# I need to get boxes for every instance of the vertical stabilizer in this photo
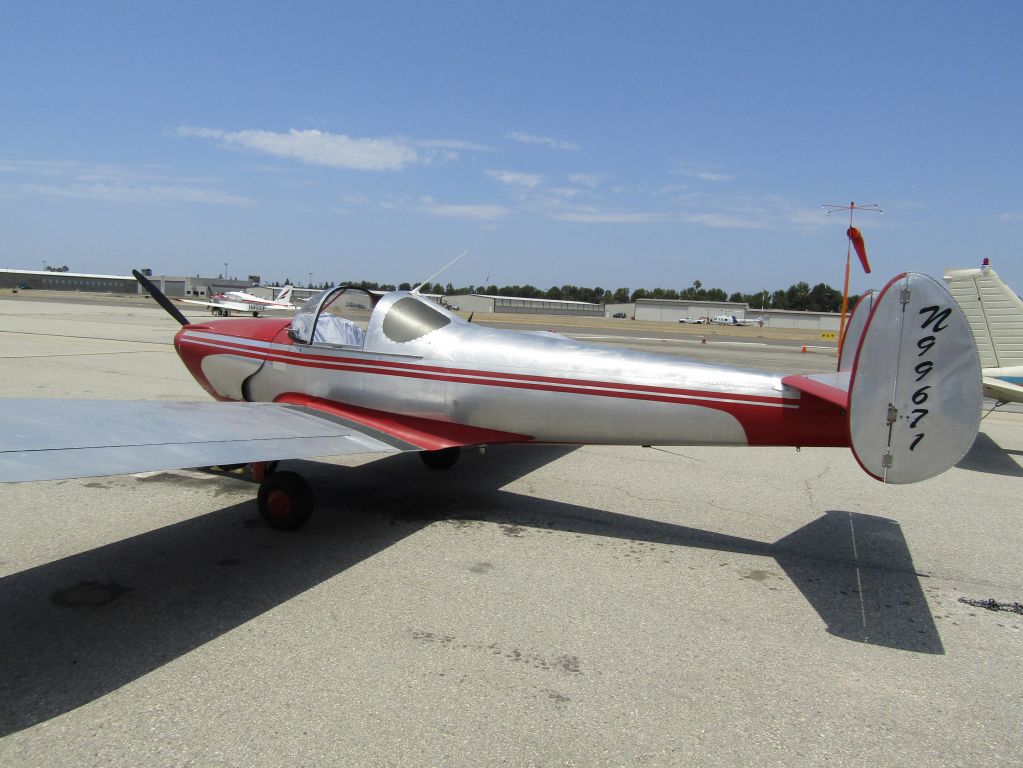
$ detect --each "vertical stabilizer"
[847,273,981,484]
[943,262,1023,370]
[278,285,294,305]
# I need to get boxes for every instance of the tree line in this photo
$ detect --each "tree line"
[274,278,857,314]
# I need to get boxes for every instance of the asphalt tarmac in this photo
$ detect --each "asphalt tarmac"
[1,295,1020,767]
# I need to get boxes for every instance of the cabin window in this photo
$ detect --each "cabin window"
[289,287,373,347]
[382,297,451,343]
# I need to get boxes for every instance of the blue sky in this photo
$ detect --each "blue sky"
[2,1,1021,295]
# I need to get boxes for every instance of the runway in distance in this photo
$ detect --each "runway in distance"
[944,258,1023,404]
[0,267,983,532]
[178,284,296,317]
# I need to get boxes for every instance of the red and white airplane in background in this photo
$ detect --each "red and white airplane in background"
[179,284,297,316]
[0,266,983,532]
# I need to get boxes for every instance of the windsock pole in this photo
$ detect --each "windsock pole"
[823,201,881,351]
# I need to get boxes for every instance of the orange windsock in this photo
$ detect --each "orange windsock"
[847,226,870,274]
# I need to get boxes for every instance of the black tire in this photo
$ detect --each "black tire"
[419,447,461,470]
[257,471,313,530]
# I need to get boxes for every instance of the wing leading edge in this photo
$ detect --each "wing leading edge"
[0,400,421,483]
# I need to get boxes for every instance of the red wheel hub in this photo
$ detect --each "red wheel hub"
[266,489,291,518]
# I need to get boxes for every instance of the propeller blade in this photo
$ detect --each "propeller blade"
[132,269,189,326]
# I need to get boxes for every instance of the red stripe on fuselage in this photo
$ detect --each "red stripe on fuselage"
[179,331,794,407]
[175,330,849,447]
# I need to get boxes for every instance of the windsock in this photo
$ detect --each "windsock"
[847,226,870,273]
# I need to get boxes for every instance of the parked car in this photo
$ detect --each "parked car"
[612,312,627,319]
[678,316,706,324]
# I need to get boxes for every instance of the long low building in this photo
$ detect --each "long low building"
[446,294,605,317]
[0,269,255,297]
[633,297,842,330]
[0,269,139,293]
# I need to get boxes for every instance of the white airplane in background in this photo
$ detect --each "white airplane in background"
[944,258,1023,404]
[179,285,298,317]
[711,314,763,326]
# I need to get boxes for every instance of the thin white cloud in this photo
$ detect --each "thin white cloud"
[680,211,764,229]
[672,162,734,183]
[179,126,419,171]
[0,158,253,206]
[486,169,544,188]
[505,131,580,151]
[997,211,1023,222]
[417,199,511,221]
[4,183,253,206]
[178,127,491,171]
[677,196,828,231]
[0,158,216,185]
[567,173,603,188]
[416,138,493,152]
[548,207,668,224]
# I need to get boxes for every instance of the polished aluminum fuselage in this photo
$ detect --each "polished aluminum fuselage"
[177,292,844,448]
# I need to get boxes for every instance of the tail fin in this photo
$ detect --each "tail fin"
[278,285,294,304]
[787,273,981,483]
[943,261,1023,370]
[848,272,981,483]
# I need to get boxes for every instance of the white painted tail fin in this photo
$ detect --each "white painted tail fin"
[278,285,294,304]
[847,273,981,483]
[943,262,1023,370]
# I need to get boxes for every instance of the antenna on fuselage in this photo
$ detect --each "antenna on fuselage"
[411,250,468,294]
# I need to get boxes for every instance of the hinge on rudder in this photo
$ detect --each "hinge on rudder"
[886,404,898,425]
[900,287,911,305]
[881,450,894,469]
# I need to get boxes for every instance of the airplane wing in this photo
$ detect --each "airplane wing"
[0,400,422,483]
[982,375,1023,404]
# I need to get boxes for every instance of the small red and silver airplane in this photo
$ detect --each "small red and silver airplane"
[178,284,297,316]
[0,268,982,531]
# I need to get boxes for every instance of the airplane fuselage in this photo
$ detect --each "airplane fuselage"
[174,292,847,450]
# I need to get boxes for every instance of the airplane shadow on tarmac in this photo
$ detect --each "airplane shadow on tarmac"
[0,445,940,736]
[955,430,1023,477]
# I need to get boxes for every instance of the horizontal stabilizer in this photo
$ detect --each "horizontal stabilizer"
[982,375,1023,404]
[782,372,850,409]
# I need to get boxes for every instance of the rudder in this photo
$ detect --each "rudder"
[847,273,981,484]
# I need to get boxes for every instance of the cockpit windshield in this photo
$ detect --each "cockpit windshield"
[290,287,375,346]
[381,296,451,343]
